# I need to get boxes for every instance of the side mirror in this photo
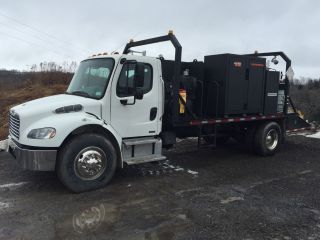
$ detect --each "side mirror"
[134,63,145,88]
[134,63,145,100]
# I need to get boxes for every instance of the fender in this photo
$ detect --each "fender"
[60,120,124,168]
[18,112,122,150]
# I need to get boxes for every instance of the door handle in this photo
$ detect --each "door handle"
[150,107,157,121]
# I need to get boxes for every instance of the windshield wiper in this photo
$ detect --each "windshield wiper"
[69,91,90,97]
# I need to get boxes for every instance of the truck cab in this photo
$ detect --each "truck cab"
[8,54,166,192]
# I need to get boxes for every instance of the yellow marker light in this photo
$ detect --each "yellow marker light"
[168,30,174,35]
[103,52,108,55]
[92,54,96,57]
[129,39,134,43]
[179,89,186,114]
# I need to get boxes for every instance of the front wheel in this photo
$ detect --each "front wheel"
[254,122,282,156]
[56,133,117,192]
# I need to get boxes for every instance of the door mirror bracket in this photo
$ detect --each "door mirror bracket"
[135,89,144,100]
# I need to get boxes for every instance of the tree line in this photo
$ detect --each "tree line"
[0,61,76,90]
[290,78,320,90]
[29,61,77,73]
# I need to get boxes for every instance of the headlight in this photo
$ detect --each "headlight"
[27,128,56,139]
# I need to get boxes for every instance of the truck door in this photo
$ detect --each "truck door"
[110,57,161,138]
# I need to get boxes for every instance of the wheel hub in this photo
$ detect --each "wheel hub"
[74,147,107,180]
[265,129,279,151]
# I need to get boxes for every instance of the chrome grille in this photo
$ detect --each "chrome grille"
[9,111,20,139]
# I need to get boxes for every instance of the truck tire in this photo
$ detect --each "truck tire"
[56,133,117,193]
[254,122,282,156]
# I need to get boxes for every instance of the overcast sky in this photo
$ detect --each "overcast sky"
[0,0,319,78]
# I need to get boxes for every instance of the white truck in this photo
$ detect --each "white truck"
[7,32,309,192]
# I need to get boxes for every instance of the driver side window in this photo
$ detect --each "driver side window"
[116,62,153,97]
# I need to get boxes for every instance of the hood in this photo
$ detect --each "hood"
[12,94,102,119]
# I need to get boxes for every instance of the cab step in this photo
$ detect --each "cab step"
[122,137,166,165]
[123,137,159,146]
[124,155,166,165]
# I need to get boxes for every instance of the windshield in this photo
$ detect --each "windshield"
[67,58,115,99]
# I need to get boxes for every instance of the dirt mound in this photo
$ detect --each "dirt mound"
[0,82,68,139]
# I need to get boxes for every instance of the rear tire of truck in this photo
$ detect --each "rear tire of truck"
[56,133,117,193]
[254,122,282,156]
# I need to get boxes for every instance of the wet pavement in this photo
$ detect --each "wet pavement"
[1,136,320,240]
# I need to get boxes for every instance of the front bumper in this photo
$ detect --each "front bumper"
[8,137,57,171]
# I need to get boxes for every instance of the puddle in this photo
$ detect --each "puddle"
[55,202,119,239]
[52,195,191,240]
[72,204,109,234]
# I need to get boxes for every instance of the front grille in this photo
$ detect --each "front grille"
[9,111,20,139]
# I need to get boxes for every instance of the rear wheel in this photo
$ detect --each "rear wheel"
[254,122,282,156]
[57,133,117,192]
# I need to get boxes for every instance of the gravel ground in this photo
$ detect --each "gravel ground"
[1,136,320,240]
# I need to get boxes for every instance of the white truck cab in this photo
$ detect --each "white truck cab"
[8,54,166,192]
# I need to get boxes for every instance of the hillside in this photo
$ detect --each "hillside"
[0,70,71,139]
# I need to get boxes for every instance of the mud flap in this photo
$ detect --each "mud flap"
[286,113,311,131]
